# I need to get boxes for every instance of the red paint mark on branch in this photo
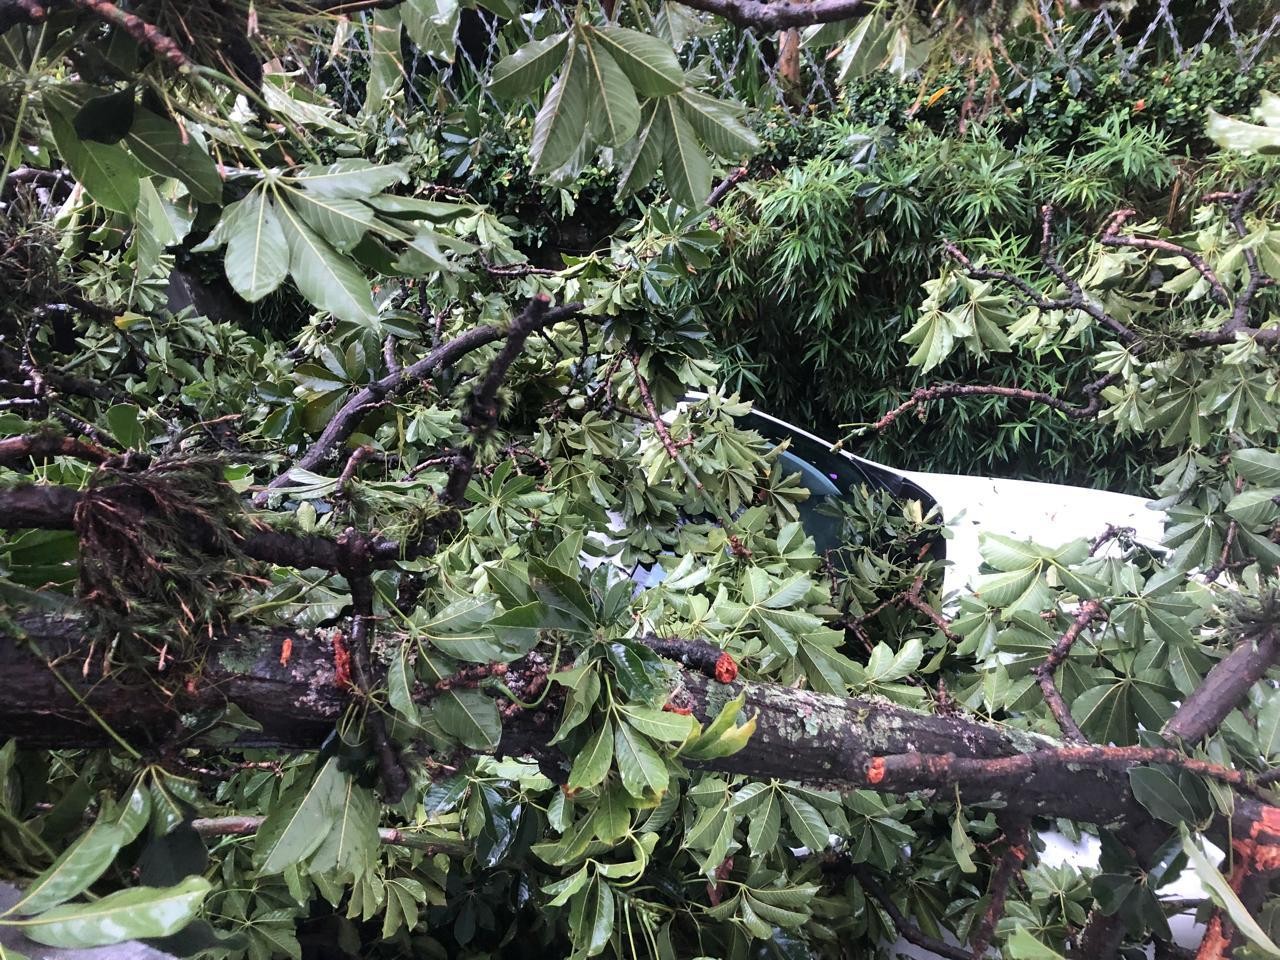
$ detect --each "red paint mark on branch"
[867,757,886,784]
[332,631,352,690]
[714,653,738,684]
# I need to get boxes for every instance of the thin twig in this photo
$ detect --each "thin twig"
[853,866,973,960]
[1099,208,1230,307]
[627,349,693,461]
[442,296,553,506]
[968,818,1030,959]
[347,564,409,803]
[1033,600,1106,743]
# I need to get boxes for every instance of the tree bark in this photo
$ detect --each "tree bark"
[4,615,1278,843]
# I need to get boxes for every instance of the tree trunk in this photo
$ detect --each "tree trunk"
[4,614,1278,844]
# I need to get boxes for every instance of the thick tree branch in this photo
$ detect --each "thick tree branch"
[3,616,1279,834]
[1163,622,1280,744]
[0,432,111,466]
[0,483,409,571]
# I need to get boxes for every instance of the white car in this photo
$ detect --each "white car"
[703,397,1165,594]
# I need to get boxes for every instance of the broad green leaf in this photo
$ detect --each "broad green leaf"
[255,757,344,874]
[309,775,379,879]
[1006,927,1068,960]
[223,189,289,302]
[660,98,712,209]
[1207,92,1280,155]
[3,823,128,917]
[780,792,828,852]
[617,99,667,199]
[619,705,697,742]
[364,10,405,110]
[1225,488,1280,527]
[613,722,668,800]
[273,192,378,325]
[434,689,502,750]
[124,108,221,203]
[1258,694,1280,759]
[677,89,760,158]
[530,42,589,174]
[14,876,211,948]
[568,721,614,790]
[281,186,378,253]
[951,805,977,872]
[747,790,781,854]
[683,711,756,759]
[44,94,141,214]
[489,32,570,100]
[1181,827,1280,957]
[289,159,407,198]
[589,26,683,96]
[402,0,459,61]
[578,35,640,147]
[1128,767,1196,826]
[1232,448,1280,486]
[387,652,419,727]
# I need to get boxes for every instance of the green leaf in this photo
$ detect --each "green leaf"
[364,10,404,109]
[105,404,143,449]
[589,26,683,96]
[617,99,667,199]
[1225,488,1280,527]
[568,721,614,790]
[489,32,570,100]
[677,89,760,158]
[951,805,977,873]
[619,706,697,743]
[780,792,828,852]
[1005,927,1068,960]
[1207,92,1280,156]
[309,775,379,879]
[613,722,668,800]
[402,0,459,61]
[254,757,344,874]
[273,190,378,325]
[289,159,408,198]
[1128,767,1196,826]
[578,35,640,147]
[434,689,502,750]
[660,98,712,209]
[281,186,378,254]
[3,823,129,917]
[222,188,289,302]
[529,41,589,174]
[44,94,141,215]
[747,792,781,854]
[124,108,221,203]
[1181,826,1280,957]
[12,876,211,949]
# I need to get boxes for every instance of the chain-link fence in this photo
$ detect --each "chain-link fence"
[310,0,1279,117]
